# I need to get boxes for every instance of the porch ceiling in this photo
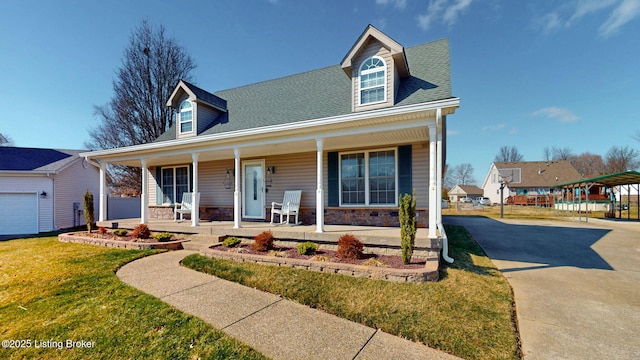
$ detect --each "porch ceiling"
[82,96,462,167]
[128,126,429,167]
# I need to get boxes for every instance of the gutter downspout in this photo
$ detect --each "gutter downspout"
[436,108,454,264]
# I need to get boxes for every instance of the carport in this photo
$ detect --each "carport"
[556,170,640,222]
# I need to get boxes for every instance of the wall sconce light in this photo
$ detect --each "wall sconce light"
[40,191,47,198]
[265,166,275,188]
[223,168,234,189]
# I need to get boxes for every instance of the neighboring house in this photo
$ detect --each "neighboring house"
[0,147,99,235]
[482,161,582,205]
[81,25,460,239]
[448,185,483,203]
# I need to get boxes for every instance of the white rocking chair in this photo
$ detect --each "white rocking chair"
[174,192,200,221]
[270,190,302,225]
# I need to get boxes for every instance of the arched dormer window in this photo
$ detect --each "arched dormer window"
[359,56,386,105]
[179,100,193,134]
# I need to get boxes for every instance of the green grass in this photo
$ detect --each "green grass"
[182,225,521,360]
[0,236,267,360]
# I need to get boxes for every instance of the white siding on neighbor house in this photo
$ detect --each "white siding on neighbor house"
[0,175,53,233]
[54,159,100,229]
[352,38,394,112]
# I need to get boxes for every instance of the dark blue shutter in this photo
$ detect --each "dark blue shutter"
[155,167,163,205]
[398,145,412,197]
[328,152,339,207]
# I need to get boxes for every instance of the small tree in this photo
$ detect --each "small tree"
[83,190,95,232]
[399,190,417,265]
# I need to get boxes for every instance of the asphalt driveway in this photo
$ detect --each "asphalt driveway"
[444,216,640,360]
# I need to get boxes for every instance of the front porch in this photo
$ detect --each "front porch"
[98,218,441,257]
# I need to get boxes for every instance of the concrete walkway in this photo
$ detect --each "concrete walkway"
[444,216,640,360]
[117,250,459,360]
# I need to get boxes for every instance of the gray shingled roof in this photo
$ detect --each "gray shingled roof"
[0,147,83,172]
[180,80,227,111]
[155,38,452,142]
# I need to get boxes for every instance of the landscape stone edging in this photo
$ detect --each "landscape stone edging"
[58,232,188,250]
[199,244,439,282]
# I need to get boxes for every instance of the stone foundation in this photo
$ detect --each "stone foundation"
[200,244,439,283]
[148,205,428,228]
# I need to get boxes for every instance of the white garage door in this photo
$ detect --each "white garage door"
[0,193,38,235]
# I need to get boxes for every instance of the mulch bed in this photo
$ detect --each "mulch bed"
[216,243,426,270]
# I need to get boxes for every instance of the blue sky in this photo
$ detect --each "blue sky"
[1,0,639,183]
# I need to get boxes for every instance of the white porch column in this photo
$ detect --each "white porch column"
[436,110,444,224]
[140,159,148,224]
[315,139,324,233]
[233,148,242,229]
[98,161,107,222]
[191,153,200,227]
[428,124,437,239]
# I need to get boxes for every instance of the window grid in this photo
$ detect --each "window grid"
[161,166,190,204]
[359,56,386,105]
[340,149,396,206]
[179,100,193,134]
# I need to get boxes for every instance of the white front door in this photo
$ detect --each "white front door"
[242,161,265,219]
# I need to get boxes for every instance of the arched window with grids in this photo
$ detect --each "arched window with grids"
[359,56,386,105]
[179,100,193,134]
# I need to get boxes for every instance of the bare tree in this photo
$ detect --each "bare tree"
[571,152,605,177]
[551,146,574,161]
[494,146,524,162]
[0,133,15,146]
[86,20,196,193]
[605,145,640,173]
[448,163,476,186]
[543,147,552,162]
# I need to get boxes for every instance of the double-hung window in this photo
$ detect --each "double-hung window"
[359,56,386,105]
[340,149,397,206]
[179,100,193,134]
[161,166,190,204]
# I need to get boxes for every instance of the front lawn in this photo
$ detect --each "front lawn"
[0,236,267,360]
[182,224,521,360]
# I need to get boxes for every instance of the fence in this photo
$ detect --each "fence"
[107,197,141,220]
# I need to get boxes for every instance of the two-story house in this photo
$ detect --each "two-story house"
[81,25,459,240]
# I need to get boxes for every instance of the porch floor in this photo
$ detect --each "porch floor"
[97,219,440,253]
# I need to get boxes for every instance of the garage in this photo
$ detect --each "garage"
[0,193,38,235]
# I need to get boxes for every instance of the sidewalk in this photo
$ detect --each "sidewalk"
[116,250,459,360]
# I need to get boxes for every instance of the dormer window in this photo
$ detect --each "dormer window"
[359,56,386,105]
[179,100,193,134]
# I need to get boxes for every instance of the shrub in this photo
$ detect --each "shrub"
[362,258,389,267]
[152,232,173,242]
[131,224,151,239]
[113,229,128,236]
[297,241,319,255]
[97,226,106,235]
[252,230,274,252]
[222,236,242,248]
[83,190,94,233]
[399,190,417,265]
[336,234,364,260]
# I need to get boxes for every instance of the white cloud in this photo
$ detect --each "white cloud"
[600,0,640,37]
[569,0,617,24]
[532,107,580,123]
[481,123,506,132]
[447,129,460,136]
[535,0,640,36]
[538,12,563,33]
[418,0,474,30]
[376,0,407,10]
